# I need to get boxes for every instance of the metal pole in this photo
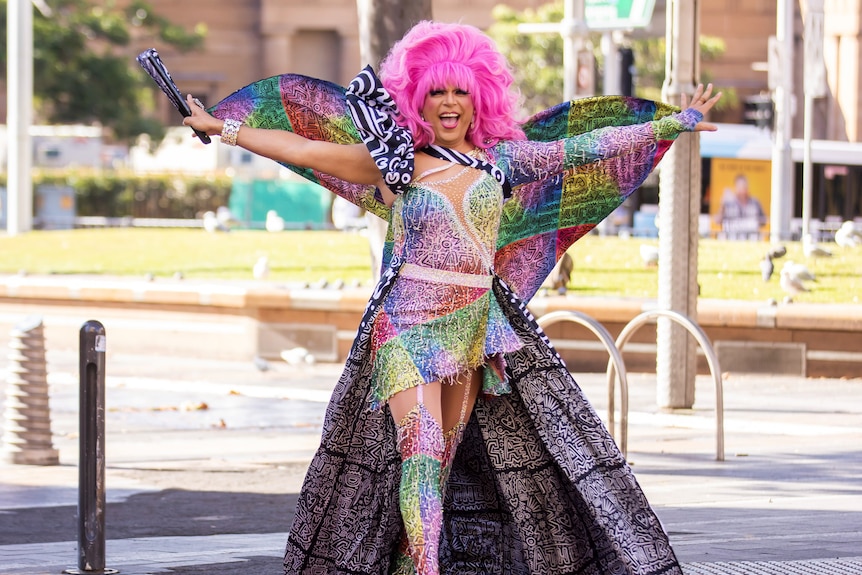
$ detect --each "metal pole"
[801,92,815,244]
[535,310,630,457]
[562,0,588,101]
[6,0,34,235]
[602,31,620,95]
[802,0,827,246]
[615,310,725,462]
[65,321,117,575]
[771,0,795,243]
[656,0,700,409]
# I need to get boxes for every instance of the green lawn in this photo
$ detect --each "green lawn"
[1,228,860,304]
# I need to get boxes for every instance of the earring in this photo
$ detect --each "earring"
[470,115,475,130]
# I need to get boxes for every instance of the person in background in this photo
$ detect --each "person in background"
[717,173,767,239]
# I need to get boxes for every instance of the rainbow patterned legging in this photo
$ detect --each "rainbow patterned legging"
[395,403,444,574]
[393,402,469,575]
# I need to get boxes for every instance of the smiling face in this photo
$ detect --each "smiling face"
[421,85,475,152]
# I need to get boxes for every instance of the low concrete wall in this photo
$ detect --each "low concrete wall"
[1,275,860,379]
[531,297,862,378]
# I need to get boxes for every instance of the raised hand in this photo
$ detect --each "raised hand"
[182,94,224,138]
[681,83,722,132]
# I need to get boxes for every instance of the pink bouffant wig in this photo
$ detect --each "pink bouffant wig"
[378,20,525,149]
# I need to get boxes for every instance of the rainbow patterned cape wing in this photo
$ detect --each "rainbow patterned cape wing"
[208,75,679,300]
[207,74,389,220]
[494,96,679,302]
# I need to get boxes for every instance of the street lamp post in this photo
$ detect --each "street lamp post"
[771,0,795,243]
[6,0,34,235]
[802,0,827,247]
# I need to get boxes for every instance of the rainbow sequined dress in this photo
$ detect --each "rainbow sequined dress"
[367,159,522,409]
[208,69,700,575]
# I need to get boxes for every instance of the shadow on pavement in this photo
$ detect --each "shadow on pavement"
[0,488,298,545]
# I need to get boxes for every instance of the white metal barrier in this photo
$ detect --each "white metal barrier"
[536,311,630,454]
[538,308,726,461]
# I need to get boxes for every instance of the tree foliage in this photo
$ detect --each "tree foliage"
[488,1,735,116]
[489,2,566,116]
[0,0,206,142]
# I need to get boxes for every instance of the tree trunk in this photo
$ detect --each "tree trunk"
[356,0,432,66]
[356,0,431,279]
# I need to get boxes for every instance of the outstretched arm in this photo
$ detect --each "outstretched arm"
[501,84,722,186]
[183,94,383,187]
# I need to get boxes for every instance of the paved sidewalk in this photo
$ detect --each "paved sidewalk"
[1,351,861,574]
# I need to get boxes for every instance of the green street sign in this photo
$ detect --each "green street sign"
[585,0,657,30]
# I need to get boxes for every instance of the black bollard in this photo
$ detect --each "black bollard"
[65,321,118,574]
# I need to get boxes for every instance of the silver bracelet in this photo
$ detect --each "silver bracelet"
[221,119,242,146]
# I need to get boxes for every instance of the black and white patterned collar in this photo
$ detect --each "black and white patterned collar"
[423,144,511,199]
[346,65,510,198]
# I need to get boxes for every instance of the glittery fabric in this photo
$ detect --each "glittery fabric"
[389,420,468,575]
[489,97,699,302]
[207,73,390,220]
[391,376,473,575]
[390,548,414,575]
[208,70,696,575]
[207,75,700,306]
[283,276,685,575]
[365,100,699,408]
[396,403,446,575]
[368,165,523,409]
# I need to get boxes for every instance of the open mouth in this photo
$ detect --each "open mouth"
[440,113,460,129]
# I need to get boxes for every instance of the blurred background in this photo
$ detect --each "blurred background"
[0,0,859,237]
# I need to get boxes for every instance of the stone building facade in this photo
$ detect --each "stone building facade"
[0,1,859,143]
[129,0,548,123]
[128,0,860,143]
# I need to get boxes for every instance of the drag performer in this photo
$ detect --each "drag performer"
[180,20,720,575]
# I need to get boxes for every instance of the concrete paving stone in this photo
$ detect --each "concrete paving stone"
[683,557,862,575]
[1,353,860,574]
[0,534,286,575]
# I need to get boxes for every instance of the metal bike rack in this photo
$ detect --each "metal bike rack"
[535,311,630,456]
[609,309,725,461]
